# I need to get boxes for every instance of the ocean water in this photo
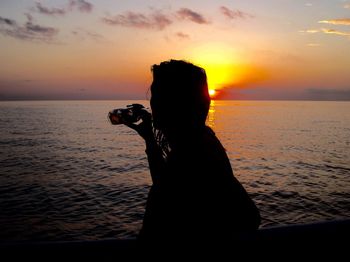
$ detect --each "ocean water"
[0,100,349,241]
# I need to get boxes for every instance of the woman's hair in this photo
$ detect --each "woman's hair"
[150,59,211,158]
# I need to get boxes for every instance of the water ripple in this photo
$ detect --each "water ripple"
[1,100,349,241]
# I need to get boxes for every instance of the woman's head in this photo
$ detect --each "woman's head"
[150,60,211,133]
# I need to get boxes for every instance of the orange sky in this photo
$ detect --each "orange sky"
[1,0,350,100]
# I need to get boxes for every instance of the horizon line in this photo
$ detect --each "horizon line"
[1,98,350,102]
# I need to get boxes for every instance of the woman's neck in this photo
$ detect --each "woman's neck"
[165,125,207,149]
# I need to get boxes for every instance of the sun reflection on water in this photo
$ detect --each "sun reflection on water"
[207,100,216,129]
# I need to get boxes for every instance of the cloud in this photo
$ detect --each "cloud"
[0,14,59,43]
[299,29,319,33]
[321,28,350,36]
[175,32,190,39]
[301,18,350,38]
[307,43,320,47]
[220,6,254,20]
[319,19,350,26]
[34,2,66,16]
[102,8,211,30]
[299,28,350,37]
[344,4,350,9]
[102,10,172,30]
[71,28,105,42]
[0,17,17,26]
[32,1,93,16]
[69,0,93,13]
[176,8,210,24]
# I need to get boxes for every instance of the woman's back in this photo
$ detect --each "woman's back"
[140,127,260,242]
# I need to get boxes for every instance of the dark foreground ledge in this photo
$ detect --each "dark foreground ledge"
[1,219,349,260]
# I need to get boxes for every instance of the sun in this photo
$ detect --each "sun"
[208,89,217,98]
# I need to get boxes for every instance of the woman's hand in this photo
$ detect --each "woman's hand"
[124,111,154,142]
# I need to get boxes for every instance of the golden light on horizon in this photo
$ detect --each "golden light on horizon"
[208,89,217,98]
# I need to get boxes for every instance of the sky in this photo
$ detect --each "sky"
[0,0,350,100]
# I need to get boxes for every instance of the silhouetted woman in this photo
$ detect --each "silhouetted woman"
[126,60,260,246]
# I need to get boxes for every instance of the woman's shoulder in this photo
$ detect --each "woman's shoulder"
[189,126,228,164]
[204,125,216,136]
[171,126,226,159]
[201,126,224,150]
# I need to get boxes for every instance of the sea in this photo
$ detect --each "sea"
[0,100,349,242]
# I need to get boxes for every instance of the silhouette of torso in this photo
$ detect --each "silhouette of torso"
[139,127,260,243]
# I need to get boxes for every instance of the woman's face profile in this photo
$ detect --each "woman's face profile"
[150,79,175,131]
[150,81,163,130]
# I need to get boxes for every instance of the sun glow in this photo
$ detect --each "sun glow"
[187,43,268,99]
[208,89,217,98]
[189,43,243,91]
[205,64,235,90]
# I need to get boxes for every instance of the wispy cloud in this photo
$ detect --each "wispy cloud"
[33,2,66,16]
[220,6,254,20]
[176,8,210,24]
[306,43,321,47]
[102,7,210,30]
[344,3,350,9]
[0,14,59,43]
[175,32,190,39]
[69,0,93,13]
[0,17,17,26]
[307,43,320,47]
[32,0,93,16]
[319,19,350,26]
[102,10,172,30]
[300,28,350,37]
[299,29,319,33]
[321,28,350,36]
[71,28,105,42]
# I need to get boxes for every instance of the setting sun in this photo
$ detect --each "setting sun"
[209,89,217,98]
